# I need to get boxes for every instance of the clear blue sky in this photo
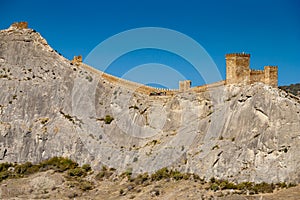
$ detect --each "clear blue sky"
[1,0,299,86]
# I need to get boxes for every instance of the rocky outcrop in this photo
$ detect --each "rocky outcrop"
[0,24,300,184]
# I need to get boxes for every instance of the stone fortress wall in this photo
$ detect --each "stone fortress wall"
[73,52,278,96]
[72,56,178,95]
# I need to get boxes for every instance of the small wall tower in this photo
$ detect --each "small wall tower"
[264,66,278,87]
[71,55,82,66]
[226,53,250,85]
[10,22,28,29]
[179,80,191,92]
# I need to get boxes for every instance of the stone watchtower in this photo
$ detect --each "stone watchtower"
[225,53,250,85]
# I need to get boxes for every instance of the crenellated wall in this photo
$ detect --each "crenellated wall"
[73,52,278,97]
[250,70,264,84]
[80,63,178,95]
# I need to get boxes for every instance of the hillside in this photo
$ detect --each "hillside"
[279,83,300,97]
[0,157,299,199]
[0,22,300,188]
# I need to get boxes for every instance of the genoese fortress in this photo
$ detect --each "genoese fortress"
[72,52,278,95]
[10,22,279,95]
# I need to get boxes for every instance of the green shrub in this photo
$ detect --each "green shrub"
[0,171,10,182]
[85,75,93,82]
[81,164,91,172]
[95,171,113,180]
[288,183,297,188]
[95,171,105,180]
[276,182,287,188]
[14,162,39,175]
[0,162,13,173]
[124,168,132,178]
[39,157,78,172]
[79,180,93,191]
[171,170,184,181]
[210,177,216,183]
[68,167,86,177]
[134,173,149,185]
[95,166,114,180]
[253,182,275,194]
[103,115,114,124]
[222,182,237,190]
[236,181,253,190]
[210,183,219,191]
[151,167,170,181]
[219,180,229,189]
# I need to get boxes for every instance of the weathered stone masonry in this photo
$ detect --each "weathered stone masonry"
[225,53,278,87]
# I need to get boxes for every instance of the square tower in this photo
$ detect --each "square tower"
[179,80,191,92]
[264,66,278,87]
[226,53,250,85]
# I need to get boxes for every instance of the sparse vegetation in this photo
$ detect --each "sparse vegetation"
[279,83,300,97]
[104,115,114,124]
[0,157,93,183]
[206,177,295,194]
[86,75,93,82]
[98,115,114,124]
[68,167,87,177]
[149,168,192,182]
[81,164,91,172]
[95,166,114,180]
[0,158,297,198]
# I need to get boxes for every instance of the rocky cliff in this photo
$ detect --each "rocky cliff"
[0,24,300,184]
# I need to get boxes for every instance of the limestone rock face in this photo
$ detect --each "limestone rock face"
[0,25,300,184]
